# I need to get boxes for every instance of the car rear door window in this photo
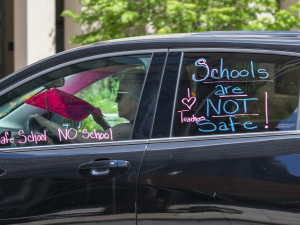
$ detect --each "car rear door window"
[172,52,300,137]
[0,54,151,148]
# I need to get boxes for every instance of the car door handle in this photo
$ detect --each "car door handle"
[79,160,130,178]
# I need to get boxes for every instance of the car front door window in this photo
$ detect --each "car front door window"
[0,54,151,148]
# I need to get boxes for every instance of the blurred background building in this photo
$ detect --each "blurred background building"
[0,0,299,79]
[0,0,82,79]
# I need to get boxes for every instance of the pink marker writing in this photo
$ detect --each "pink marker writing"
[82,129,111,140]
[178,110,205,123]
[181,88,196,110]
[0,131,14,144]
[58,128,113,141]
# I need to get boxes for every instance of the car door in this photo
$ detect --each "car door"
[0,50,167,224]
[137,49,300,225]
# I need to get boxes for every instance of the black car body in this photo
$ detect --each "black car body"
[0,31,300,224]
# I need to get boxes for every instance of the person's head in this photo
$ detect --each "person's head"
[115,69,145,121]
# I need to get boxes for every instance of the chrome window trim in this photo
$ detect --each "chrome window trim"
[0,139,149,153]
[149,130,300,144]
[169,48,300,56]
[0,49,168,96]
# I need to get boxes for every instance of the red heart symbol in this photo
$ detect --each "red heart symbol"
[182,97,196,110]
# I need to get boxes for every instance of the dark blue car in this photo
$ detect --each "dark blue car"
[0,31,300,224]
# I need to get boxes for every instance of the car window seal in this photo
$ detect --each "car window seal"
[169,48,300,57]
[170,51,184,137]
[149,130,300,144]
[0,138,150,153]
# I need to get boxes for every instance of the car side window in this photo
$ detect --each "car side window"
[172,52,300,137]
[0,54,151,148]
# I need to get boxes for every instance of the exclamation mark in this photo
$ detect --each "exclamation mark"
[265,92,268,129]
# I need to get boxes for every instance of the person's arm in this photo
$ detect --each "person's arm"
[89,108,111,130]
[29,114,78,144]
[32,130,54,145]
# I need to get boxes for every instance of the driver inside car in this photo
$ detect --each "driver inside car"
[29,69,145,144]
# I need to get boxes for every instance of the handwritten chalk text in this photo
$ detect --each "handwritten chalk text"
[58,128,113,141]
[197,116,257,132]
[0,131,15,144]
[178,110,205,123]
[192,58,269,82]
[17,130,47,144]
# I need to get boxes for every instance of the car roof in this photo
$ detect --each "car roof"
[92,31,300,45]
[64,31,300,51]
[2,31,300,93]
[57,31,300,58]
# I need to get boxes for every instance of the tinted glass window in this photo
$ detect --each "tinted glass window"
[0,54,151,148]
[172,53,299,137]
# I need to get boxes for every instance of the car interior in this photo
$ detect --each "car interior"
[0,55,150,148]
